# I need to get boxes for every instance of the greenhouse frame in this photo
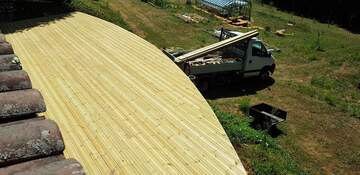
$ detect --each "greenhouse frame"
[198,0,252,19]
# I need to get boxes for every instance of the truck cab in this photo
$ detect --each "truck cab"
[217,30,275,78]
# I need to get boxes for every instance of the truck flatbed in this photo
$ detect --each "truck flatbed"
[175,30,259,63]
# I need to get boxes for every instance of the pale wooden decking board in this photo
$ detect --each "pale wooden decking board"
[2,12,246,175]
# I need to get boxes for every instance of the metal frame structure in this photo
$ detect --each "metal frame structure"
[198,0,252,19]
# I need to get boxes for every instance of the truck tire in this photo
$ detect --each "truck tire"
[259,68,270,80]
[184,63,191,75]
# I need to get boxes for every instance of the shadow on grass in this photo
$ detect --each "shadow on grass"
[267,126,286,138]
[202,77,275,99]
[0,13,73,34]
[249,122,286,138]
[0,1,72,33]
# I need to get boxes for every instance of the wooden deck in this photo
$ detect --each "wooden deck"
[1,12,246,174]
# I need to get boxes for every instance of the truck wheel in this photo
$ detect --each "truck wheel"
[259,68,270,80]
[197,80,209,92]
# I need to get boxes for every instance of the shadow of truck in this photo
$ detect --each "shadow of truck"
[202,76,275,99]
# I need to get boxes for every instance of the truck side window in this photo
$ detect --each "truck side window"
[252,42,268,57]
[261,43,268,57]
[252,42,262,57]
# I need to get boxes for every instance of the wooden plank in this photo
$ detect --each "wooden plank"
[2,12,247,175]
[175,30,258,63]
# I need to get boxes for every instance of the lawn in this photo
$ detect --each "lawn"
[68,0,360,174]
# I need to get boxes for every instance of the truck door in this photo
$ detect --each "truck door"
[244,40,269,77]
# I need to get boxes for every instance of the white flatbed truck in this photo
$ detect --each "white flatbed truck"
[163,30,276,90]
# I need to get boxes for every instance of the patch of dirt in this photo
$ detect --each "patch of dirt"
[335,63,358,78]
[300,137,332,160]
[276,63,315,84]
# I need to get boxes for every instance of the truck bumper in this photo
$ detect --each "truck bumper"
[270,64,276,74]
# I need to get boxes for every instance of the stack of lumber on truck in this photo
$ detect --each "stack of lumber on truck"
[175,30,258,63]
[1,12,247,174]
[0,30,85,175]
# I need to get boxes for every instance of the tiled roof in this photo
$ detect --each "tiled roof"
[0,30,85,174]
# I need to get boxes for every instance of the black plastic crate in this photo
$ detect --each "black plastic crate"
[249,103,287,130]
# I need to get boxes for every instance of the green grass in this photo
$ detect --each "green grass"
[144,7,220,49]
[209,3,359,173]
[66,0,130,30]
[238,98,251,115]
[108,0,220,49]
[213,107,306,175]
[250,2,360,119]
[287,80,360,117]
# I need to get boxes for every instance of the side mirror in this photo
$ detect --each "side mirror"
[267,49,274,57]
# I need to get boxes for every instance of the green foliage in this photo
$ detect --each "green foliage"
[213,107,306,175]
[257,0,359,33]
[154,0,168,8]
[141,0,169,8]
[324,93,337,106]
[238,98,251,115]
[349,52,360,62]
[251,145,308,175]
[65,0,130,31]
[214,107,273,145]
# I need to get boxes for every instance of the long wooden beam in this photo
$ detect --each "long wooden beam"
[175,30,258,63]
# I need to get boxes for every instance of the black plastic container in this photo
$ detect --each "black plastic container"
[249,103,287,130]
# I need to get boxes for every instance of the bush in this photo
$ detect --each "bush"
[142,0,169,8]
[238,98,251,115]
[214,107,276,146]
